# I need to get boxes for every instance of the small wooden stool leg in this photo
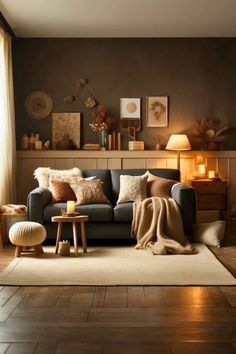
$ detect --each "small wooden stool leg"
[15,245,23,258]
[34,244,44,255]
[80,221,87,253]
[55,222,62,254]
[72,222,78,256]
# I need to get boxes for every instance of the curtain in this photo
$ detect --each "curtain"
[0,26,16,204]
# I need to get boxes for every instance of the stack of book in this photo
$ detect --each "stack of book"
[82,143,101,150]
[128,141,144,151]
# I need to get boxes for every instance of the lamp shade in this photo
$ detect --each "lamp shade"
[166,134,191,151]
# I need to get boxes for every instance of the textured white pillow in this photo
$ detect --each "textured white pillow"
[34,167,50,188]
[117,175,148,204]
[34,167,82,188]
[193,221,226,247]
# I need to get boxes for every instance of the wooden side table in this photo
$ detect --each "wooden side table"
[190,179,230,222]
[51,215,88,256]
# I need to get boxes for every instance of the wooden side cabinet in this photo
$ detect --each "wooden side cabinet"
[190,179,230,222]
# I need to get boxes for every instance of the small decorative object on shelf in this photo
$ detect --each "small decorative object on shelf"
[20,134,29,150]
[82,143,101,150]
[120,98,141,142]
[29,133,35,150]
[153,135,163,150]
[43,140,51,150]
[128,141,144,151]
[59,240,70,256]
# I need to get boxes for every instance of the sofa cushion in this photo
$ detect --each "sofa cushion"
[117,175,148,204]
[113,203,133,222]
[75,179,111,205]
[34,167,82,188]
[44,203,113,222]
[110,169,180,203]
[82,169,112,201]
[51,180,77,202]
[145,170,177,198]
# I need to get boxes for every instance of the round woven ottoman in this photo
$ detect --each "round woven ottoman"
[9,221,46,257]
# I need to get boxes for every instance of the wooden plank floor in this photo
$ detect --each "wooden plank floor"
[0,223,235,354]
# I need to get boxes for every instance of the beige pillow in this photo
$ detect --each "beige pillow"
[34,167,82,188]
[75,179,110,205]
[193,221,226,247]
[117,175,148,204]
[145,170,177,198]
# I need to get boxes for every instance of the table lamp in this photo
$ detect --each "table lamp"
[166,134,191,170]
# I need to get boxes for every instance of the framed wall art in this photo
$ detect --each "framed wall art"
[52,112,81,150]
[120,98,141,119]
[146,96,168,127]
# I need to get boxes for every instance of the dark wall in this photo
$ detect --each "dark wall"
[13,38,236,150]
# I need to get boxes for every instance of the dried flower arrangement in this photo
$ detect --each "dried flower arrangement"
[192,117,229,149]
[89,105,115,132]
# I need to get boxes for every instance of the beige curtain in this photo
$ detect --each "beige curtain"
[0,27,16,204]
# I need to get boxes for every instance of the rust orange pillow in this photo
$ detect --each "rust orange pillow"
[145,170,177,198]
[51,180,76,203]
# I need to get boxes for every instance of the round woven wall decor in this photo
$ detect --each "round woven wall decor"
[24,91,53,119]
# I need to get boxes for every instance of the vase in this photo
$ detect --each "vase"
[99,130,107,150]
[206,141,221,151]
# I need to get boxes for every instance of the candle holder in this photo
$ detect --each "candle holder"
[60,209,79,217]
[193,154,206,179]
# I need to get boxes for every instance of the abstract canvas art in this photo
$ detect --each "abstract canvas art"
[52,113,81,150]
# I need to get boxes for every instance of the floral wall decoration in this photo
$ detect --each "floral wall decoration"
[62,78,97,109]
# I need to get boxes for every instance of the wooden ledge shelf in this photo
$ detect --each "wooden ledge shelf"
[17,150,236,159]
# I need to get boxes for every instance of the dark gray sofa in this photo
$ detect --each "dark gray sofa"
[27,168,196,240]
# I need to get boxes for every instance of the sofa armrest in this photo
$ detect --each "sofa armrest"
[171,183,196,235]
[27,187,52,224]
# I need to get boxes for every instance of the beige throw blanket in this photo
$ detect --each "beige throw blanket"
[132,197,195,255]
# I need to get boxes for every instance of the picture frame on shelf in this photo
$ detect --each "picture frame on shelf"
[120,98,141,119]
[146,96,168,127]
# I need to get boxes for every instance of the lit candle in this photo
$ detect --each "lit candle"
[208,170,216,179]
[67,201,75,214]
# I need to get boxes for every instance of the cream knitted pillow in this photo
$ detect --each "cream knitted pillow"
[117,175,148,204]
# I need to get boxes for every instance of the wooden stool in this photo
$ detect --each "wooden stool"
[51,215,88,256]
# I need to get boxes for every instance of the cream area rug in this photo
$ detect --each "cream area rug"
[0,244,235,286]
